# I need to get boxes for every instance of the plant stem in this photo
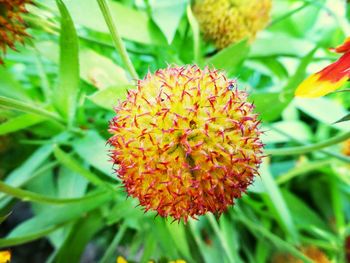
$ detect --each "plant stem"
[187,5,201,63]
[0,96,64,124]
[265,130,350,156]
[97,0,139,80]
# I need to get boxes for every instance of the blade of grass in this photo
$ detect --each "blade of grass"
[207,214,235,263]
[54,0,80,126]
[233,208,313,263]
[265,130,350,156]
[259,160,299,244]
[186,4,201,63]
[0,114,46,136]
[276,159,332,184]
[0,180,106,205]
[0,96,63,123]
[97,0,138,80]
[0,224,65,248]
[99,224,127,263]
[53,146,115,191]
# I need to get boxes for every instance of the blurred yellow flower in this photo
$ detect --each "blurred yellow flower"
[116,256,128,263]
[0,250,11,263]
[193,0,271,49]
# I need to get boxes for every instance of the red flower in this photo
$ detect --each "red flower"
[295,37,350,98]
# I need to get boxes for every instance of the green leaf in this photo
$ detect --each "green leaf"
[252,48,316,121]
[0,179,106,205]
[186,4,201,63]
[250,34,315,58]
[0,224,64,248]
[54,210,104,263]
[166,221,193,261]
[0,114,46,136]
[207,40,249,75]
[335,113,350,123]
[57,167,88,198]
[88,85,132,110]
[63,0,166,45]
[80,49,129,88]
[149,0,187,44]
[259,160,299,243]
[235,210,313,263]
[53,146,115,191]
[54,0,80,125]
[0,192,112,248]
[0,68,32,101]
[153,218,178,259]
[0,144,54,205]
[99,224,127,263]
[295,97,349,131]
[72,131,114,176]
[0,96,63,123]
[36,41,130,89]
[0,212,11,225]
[281,190,330,231]
[207,214,236,263]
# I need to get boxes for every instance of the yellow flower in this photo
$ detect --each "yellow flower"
[108,65,263,222]
[0,0,32,64]
[193,0,271,49]
[116,256,128,263]
[0,250,11,263]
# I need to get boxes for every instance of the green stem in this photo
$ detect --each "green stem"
[265,131,350,156]
[0,96,64,124]
[207,214,235,263]
[276,159,332,184]
[187,4,201,63]
[0,180,105,205]
[97,0,139,80]
[99,224,127,263]
[268,3,310,27]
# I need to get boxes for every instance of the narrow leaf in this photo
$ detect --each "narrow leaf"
[54,0,80,125]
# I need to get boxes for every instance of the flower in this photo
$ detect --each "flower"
[108,65,263,222]
[193,0,271,49]
[295,37,350,98]
[0,0,32,64]
[0,250,11,263]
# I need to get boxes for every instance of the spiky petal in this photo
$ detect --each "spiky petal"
[193,0,271,49]
[0,0,32,64]
[108,65,263,222]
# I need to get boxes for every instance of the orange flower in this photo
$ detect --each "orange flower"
[108,65,263,222]
[0,0,32,64]
[295,37,350,98]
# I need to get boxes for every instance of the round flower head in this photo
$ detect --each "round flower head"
[193,0,271,49]
[0,0,31,64]
[108,65,263,222]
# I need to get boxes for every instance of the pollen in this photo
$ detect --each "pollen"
[0,0,32,64]
[193,0,271,49]
[108,65,263,222]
